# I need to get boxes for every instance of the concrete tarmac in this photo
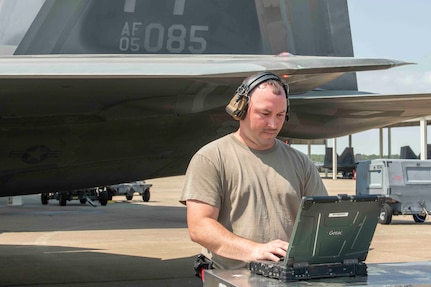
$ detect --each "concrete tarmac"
[0,176,430,286]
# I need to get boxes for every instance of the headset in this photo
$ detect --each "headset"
[225,71,290,121]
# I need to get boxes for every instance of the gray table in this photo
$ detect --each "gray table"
[204,261,431,286]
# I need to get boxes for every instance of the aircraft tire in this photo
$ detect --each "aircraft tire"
[378,203,392,225]
[142,189,150,202]
[126,194,133,200]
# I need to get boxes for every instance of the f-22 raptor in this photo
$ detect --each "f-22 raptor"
[0,0,430,197]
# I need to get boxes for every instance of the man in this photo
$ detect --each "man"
[180,71,327,271]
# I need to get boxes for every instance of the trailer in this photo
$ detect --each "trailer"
[41,187,109,206]
[356,159,431,224]
[108,180,152,202]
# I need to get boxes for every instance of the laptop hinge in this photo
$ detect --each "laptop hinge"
[293,262,309,268]
[343,258,359,264]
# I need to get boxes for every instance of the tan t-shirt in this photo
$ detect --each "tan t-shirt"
[180,133,327,269]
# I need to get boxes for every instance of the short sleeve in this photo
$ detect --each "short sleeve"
[179,152,223,208]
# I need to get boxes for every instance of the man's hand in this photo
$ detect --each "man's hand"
[251,239,289,262]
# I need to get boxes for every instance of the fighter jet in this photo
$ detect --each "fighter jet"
[1,0,431,197]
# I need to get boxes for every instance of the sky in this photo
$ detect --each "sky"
[292,0,431,156]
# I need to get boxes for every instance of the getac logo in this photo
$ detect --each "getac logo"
[329,230,343,236]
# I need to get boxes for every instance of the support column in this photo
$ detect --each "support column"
[379,128,384,158]
[420,118,427,160]
[332,138,337,180]
[388,127,391,158]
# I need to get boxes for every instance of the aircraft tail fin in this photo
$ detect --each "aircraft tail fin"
[324,147,356,173]
[338,147,356,168]
[12,0,357,90]
[400,146,418,159]
[11,2,353,77]
[323,147,337,169]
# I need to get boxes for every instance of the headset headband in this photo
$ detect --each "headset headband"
[225,71,290,121]
[236,72,286,97]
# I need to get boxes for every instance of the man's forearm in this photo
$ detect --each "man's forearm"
[186,199,289,263]
[189,217,259,262]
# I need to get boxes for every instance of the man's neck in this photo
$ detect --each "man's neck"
[233,130,275,151]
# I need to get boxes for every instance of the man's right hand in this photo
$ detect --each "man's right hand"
[251,239,289,262]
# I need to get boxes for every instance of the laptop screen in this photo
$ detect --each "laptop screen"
[285,195,384,267]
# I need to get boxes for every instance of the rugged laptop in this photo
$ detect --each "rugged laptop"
[248,194,384,282]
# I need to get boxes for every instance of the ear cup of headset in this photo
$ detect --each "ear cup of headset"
[225,93,249,120]
[226,72,290,122]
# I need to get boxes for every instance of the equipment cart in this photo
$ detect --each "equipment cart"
[356,159,431,224]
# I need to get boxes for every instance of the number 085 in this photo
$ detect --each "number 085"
[119,24,208,53]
